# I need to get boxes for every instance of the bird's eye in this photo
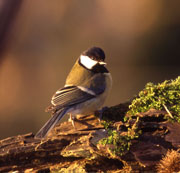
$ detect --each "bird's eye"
[91,57,96,60]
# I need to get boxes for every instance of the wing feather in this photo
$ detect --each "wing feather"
[51,86,95,107]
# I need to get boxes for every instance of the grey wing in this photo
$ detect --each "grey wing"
[50,73,107,110]
[51,85,96,108]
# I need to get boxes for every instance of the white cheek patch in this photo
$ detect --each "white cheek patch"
[80,55,98,69]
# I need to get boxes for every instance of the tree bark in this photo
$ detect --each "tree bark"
[0,103,180,172]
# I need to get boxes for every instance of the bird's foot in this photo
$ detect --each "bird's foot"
[68,114,76,128]
[97,106,108,121]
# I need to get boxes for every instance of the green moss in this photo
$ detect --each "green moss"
[128,76,180,122]
[99,77,180,157]
[101,120,113,129]
[100,129,131,156]
[100,117,141,156]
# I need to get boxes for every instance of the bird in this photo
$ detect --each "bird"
[35,46,112,138]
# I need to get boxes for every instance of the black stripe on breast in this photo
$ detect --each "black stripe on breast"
[91,64,109,73]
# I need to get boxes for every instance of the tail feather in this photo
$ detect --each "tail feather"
[35,108,68,138]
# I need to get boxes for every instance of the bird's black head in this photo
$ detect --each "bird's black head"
[82,47,105,62]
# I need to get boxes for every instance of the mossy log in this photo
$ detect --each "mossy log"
[0,103,180,172]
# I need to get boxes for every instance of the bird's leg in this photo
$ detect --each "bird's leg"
[68,114,75,128]
[98,106,108,121]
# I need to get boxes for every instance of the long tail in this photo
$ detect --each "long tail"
[35,108,68,138]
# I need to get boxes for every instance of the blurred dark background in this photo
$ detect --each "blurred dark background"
[0,0,179,139]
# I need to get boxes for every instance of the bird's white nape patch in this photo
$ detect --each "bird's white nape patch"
[80,55,98,69]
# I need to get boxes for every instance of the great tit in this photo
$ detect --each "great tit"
[35,47,112,138]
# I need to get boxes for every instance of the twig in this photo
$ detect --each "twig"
[163,104,173,119]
